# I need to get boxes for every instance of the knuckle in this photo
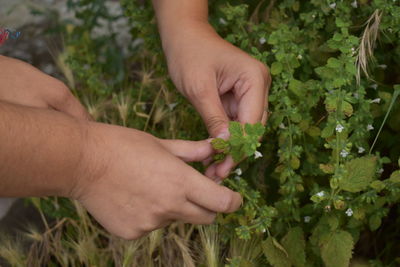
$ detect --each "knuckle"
[205,115,227,133]
[52,81,73,104]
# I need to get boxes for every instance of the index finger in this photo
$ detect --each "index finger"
[235,64,270,124]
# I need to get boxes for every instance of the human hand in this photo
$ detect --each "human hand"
[161,22,271,180]
[70,123,242,240]
[0,55,90,120]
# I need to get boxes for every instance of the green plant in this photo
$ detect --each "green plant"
[3,0,400,266]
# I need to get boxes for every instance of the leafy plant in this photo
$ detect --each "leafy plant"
[211,121,265,163]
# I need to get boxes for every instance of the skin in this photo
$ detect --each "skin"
[0,0,270,239]
[0,57,242,240]
[152,0,271,181]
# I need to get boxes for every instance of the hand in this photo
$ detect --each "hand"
[0,55,90,120]
[71,123,242,240]
[161,22,271,180]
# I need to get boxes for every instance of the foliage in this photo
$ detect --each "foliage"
[211,122,265,163]
[2,0,400,266]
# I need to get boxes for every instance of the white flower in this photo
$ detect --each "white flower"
[297,54,303,60]
[254,151,263,159]
[340,149,349,158]
[219,18,227,25]
[329,2,336,9]
[233,168,242,176]
[316,191,325,197]
[312,14,316,18]
[336,124,344,133]
[358,147,365,154]
[377,168,384,174]
[259,37,266,44]
[370,84,378,90]
[371,98,381,104]
[279,123,286,129]
[167,102,178,110]
[304,216,311,223]
[351,0,358,8]
[367,124,374,131]
[345,208,353,217]
[378,64,387,69]
[261,228,266,233]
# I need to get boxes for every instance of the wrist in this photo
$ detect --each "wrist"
[160,20,220,59]
[66,121,108,200]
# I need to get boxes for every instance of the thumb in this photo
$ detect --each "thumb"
[186,80,230,137]
[158,139,214,162]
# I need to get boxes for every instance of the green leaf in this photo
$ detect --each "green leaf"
[321,123,335,138]
[271,62,283,75]
[369,214,382,231]
[213,153,226,163]
[339,156,377,193]
[262,236,291,267]
[211,138,229,150]
[288,79,303,97]
[230,145,244,163]
[244,123,265,136]
[229,121,243,137]
[370,180,385,192]
[320,230,354,267]
[389,170,400,183]
[281,227,306,267]
[342,101,353,117]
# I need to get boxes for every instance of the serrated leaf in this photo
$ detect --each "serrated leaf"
[320,230,354,267]
[339,156,377,193]
[281,227,306,267]
[229,121,243,137]
[262,236,291,267]
[211,138,229,150]
[244,122,265,136]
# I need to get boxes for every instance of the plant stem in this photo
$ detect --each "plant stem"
[369,88,400,154]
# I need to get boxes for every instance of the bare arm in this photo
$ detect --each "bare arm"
[151,0,270,180]
[0,100,86,197]
[0,100,241,239]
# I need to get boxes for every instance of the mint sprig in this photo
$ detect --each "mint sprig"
[211,122,265,163]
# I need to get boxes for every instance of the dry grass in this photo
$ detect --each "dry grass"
[356,9,382,84]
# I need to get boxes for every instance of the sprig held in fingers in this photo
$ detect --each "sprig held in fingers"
[211,121,265,163]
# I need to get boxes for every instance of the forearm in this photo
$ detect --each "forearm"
[152,0,218,54]
[0,101,87,198]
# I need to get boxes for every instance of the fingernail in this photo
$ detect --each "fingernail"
[217,129,230,140]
